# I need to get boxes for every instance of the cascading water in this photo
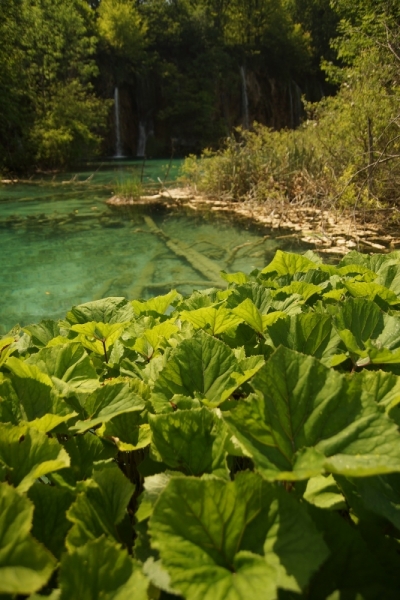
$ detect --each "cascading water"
[240,66,250,130]
[114,87,124,158]
[137,121,147,157]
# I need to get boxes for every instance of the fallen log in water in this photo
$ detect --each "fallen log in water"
[143,215,226,286]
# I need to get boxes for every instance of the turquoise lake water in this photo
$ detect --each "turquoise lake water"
[0,160,309,333]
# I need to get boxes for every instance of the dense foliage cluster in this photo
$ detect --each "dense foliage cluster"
[3,249,400,598]
[183,1,400,209]
[0,0,350,170]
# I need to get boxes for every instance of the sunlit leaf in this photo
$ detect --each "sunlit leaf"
[0,483,56,594]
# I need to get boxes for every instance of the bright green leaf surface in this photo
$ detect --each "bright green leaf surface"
[224,347,400,479]
[0,423,70,492]
[261,250,316,276]
[59,536,147,600]
[66,464,134,549]
[266,313,344,365]
[71,381,145,432]
[154,330,250,405]
[28,483,74,558]
[149,407,229,477]
[0,483,56,595]
[66,297,134,325]
[149,472,328,599]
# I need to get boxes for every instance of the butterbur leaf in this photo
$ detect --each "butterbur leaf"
[71,322,128,358]
[335,473,400,530]
[334,298,400,352]
[225,282,272,313]
[261,250,316,277]
[220,271,249,285]
[26,343,98,386]
[376,263,400,295]
[66,464,135,549]
[148,472,328,599]
[63,434,117,482]
[0,483,56,594]
[132,290,179,316]
[23,320,60,348]
[28,484,74,558]
[66,297,134,325]
[101,412,151,452]
[308,507,400,599]
[5,357,69,420]
[266,313,345,365]
[0,423,70,492]
[0,337,15,368]
[273,281,322,303]
[351,369,400,413]
[149,407,229,478]
[224,347,400,480]
[154,330,253,405]
[344,281,400,305]
[70,381,145,433]
[180,306,243,335]
[303,475,346,511]
[59,536,148,600]
[232,298,264,333]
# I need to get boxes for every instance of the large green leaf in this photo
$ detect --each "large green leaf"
[266,313,345,365]
[333,298,400,364]
[0,483,56,594]
[149,407,229,478]
[100,410,151,452]
[0,423,70,492]
[223,347,400,480]
[23,320,60,348]
[376,262,400,296]
[5,357,70,421]
[351,369,400,413]
[148,472,328,599]
[153,330,261,405]
[232,298,264,333]
[261,250,317,277]
[70,381,145,433]
[343,281,400,305]
[28,483,74,558]
[335,473,400,530]
[63,433,118,482]
[180,306,243,335]
[66,464,134,550]
[66,297,134,325]
[307,507,400,599]
[71,322,128,360]
[225,282,272,313]
[59,536,148,600]
[132,290,179,316]
[303,475,346,511]
[0,337,15,368]
[26,343,98,386]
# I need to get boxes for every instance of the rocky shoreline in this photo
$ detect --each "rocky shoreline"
[107,187,399,256]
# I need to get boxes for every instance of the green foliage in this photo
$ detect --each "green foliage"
[5,249,400,596]
[0,0,108,170]
[182,0,400,209]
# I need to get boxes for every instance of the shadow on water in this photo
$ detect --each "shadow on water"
[0,160,310,332]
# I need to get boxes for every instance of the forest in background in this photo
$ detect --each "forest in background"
[0,0,399,205]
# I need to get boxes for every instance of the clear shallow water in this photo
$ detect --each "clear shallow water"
[0,160,308,333]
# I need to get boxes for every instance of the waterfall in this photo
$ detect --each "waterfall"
[240,66,250,130]
[114,87,123,158]
[136,120,147,157]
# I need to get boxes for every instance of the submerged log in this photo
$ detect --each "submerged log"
[143,215,225,286]
[127,260,156,300]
